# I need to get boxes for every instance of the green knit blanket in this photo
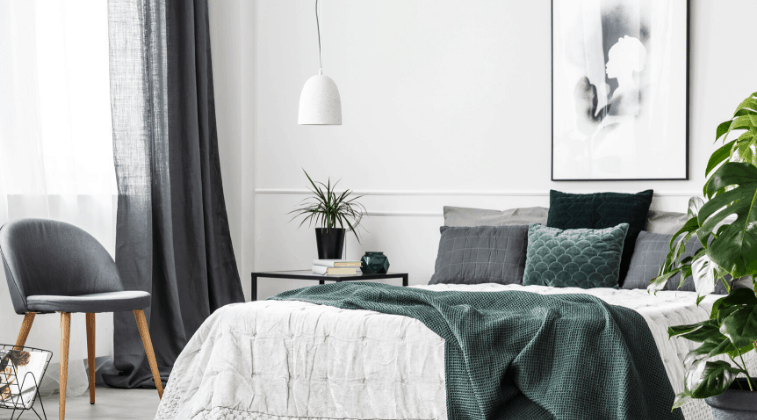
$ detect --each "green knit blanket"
[269,282,683,420]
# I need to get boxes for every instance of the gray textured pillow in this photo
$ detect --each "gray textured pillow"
[444,206,548,227]
[644,210,688,234]
[623,231,728,294]
[429,225,529,285]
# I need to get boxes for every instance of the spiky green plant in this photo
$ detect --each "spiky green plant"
[289,170,366,241]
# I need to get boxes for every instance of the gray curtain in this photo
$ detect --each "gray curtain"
[104,0,244,389]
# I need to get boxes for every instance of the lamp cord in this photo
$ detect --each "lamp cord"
[316,0,323,75]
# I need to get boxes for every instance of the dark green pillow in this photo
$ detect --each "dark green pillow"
[546,189,653,285]
[523,223,629,288]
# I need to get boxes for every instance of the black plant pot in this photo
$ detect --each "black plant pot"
[706,378,757,420]
[315,228,345,259]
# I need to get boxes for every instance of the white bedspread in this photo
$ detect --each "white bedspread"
[155,284,755,420]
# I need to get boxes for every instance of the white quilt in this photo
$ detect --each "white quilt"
[155,284,755,420]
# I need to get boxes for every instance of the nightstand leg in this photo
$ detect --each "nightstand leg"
[251,275,257,301]
[402,275,408,287]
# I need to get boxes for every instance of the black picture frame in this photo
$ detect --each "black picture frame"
[551,0,690,182]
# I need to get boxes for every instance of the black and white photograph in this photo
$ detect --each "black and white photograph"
[552,0,689,180]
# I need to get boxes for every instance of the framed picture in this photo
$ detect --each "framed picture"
[551,0,689,181]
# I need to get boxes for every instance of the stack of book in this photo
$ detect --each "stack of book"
[312,259,362,275]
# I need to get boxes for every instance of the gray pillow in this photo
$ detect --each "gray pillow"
[446,206,693,234]
[429,225,529,285]
[623,231,728,294]
[644,210,688,234]
[444,206,548,227]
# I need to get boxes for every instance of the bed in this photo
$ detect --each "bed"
[154,283,755,420]
[156,199,745,419]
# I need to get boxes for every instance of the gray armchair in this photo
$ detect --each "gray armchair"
[0,219,162,420]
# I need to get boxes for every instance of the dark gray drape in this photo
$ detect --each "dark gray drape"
[104,0,244,389]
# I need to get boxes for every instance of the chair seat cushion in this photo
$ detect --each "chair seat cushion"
[26,291,151,313]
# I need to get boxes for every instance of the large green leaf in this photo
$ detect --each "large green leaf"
[737,141,755,165]
[732,115,757,130]
[651,209,703,292]
[721,302,757,348]
[691,255,716,301]
[648,270,681,293]
[687,196,706,220]
[738,130,757,166]
[707,289,757,350]
[717,120,733,142]
[697,189,747,240]
[715,117,752,143]
[705,140,736,177]
[718,288,757,307]
[715,94,757,144]
[675,360,744,408]
[669,319,721,342]
[698,162,757,278]
[660,217,698,274]
[684,335,744,360]
[735,96,757,116]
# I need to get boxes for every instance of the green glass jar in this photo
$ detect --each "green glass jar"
[361,251,390,274]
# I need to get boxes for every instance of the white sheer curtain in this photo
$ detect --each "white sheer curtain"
[0,0,117,397]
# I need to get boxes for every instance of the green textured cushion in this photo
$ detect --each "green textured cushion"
[523,223,629,288]
[546,190,653,285]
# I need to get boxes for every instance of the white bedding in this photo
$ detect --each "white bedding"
[155,284,756,420]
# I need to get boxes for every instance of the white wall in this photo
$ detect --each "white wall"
[209,0,757,301]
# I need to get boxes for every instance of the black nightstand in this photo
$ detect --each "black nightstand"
[250,270,409,301]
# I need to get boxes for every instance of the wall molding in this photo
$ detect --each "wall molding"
[257,188,701,217]
[255,188,701,197]
[367,211,442,217]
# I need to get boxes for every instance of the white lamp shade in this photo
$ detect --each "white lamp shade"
[298,75,342,125]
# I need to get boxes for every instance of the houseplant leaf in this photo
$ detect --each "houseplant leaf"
[720,301,757,348]
[648,269,681,292]
[708,291,757,323]
[669,319,721,342]
[691,254,716,301]
[677,360,744,405]
[291,170,366,242]
[699,162,757,278]
[716,121,733,142]
[734,96,757,115]
[650,214,701,291]
[705,140,736,177]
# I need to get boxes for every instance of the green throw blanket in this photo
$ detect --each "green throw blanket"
[269,282,683,420]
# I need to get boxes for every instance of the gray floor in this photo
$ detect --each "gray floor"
[5,387,161,420]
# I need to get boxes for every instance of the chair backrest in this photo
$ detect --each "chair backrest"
[0,218,124,314]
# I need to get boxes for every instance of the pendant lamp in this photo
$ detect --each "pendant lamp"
[298,0,342,125]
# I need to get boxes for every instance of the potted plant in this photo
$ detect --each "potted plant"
[289,170,366,259]
[650,91,757,416]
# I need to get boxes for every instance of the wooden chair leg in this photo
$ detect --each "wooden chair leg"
[133,309,164,399]
[86,313,96,404]
[60,312,71,420]
[15,313,35,350]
